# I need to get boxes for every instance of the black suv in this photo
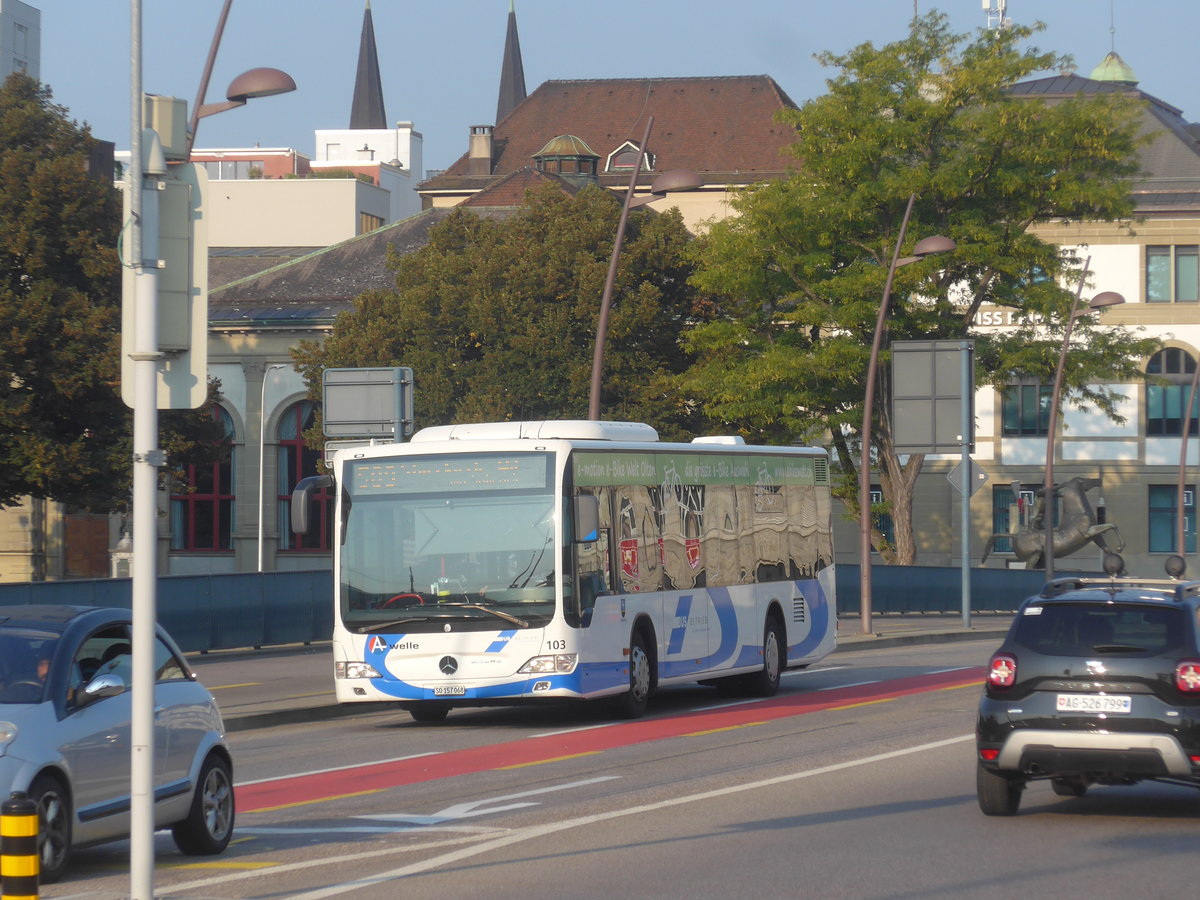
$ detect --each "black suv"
[976,557,1200,815]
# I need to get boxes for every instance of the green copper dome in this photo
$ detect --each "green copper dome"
[1089,51,1138,86]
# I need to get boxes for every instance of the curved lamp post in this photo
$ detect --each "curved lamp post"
[588,115,701,420]
[185,0,296,156]
[1043,280,1124,581]
[858,194,955,635]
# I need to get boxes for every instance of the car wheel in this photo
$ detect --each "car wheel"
[30,773,72,884]
[976,759,1023,816]
[408,703,451,723]
[172,753,235,855]
[1051,776,1088,798]
[613,630,652,719]
[743,614,785,697]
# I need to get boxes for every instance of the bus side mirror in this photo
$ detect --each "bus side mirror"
[292,474,334,535]
[573,493,600,543]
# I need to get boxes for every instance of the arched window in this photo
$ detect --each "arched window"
[1146,348,1200,436]
[170,405,235,551]
[276,400,331,551]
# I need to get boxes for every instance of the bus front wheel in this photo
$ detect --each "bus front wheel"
[407,703,451,723]
[613,631,652,719]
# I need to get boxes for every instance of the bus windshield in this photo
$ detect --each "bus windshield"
[339,452,557,632]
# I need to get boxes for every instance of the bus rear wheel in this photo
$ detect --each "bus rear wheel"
[743,615,784,697]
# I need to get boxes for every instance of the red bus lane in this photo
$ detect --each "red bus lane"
[236,667,983,812]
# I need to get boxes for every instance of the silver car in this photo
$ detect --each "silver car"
[0,605,234,882]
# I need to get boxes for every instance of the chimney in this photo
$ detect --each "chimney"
[468,125,494,177]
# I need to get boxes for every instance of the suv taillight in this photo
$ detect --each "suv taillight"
[1175,660,1200,692]
[988,653,1017,689]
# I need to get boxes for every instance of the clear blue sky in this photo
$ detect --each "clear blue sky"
[33,1,1200,175]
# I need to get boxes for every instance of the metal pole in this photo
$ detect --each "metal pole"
[187,0,234,157]
[859,194,916,635]
[1044,256,1091,582]
[258,364,286,572]
[1178,357,1200,562]
[129,1,161,895]
[589,115,654,421]
[960,340,972,629]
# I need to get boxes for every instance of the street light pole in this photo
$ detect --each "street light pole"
[858,195,954,635]
[1043,259,1124,581]
[258,364,288,572]
[587,119,701,420]
[125,2,295,892]
[589,116,654,421]
[1177,357,1200,570]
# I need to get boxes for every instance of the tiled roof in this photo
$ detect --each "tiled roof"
[458,167,581,208]
[208,208,516,326]
[1009,72,1200,209]
[421,75,798,194]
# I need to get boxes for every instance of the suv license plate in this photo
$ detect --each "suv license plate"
[433,685,467,696]
[1055,694,1131,714]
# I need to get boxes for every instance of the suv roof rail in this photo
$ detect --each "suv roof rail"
[1039,576,1187,599]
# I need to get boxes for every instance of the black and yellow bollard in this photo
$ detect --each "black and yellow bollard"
[1,791,38,900]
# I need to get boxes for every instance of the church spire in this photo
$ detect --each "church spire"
[350,0,387,129]
[495,0,527,124]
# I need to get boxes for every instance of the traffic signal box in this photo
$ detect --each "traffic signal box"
[119,95,208,410]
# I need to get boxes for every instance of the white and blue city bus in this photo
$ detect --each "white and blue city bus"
[292,420,836,722]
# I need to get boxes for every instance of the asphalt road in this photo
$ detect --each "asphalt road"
[187,613,1012,732]
[47,636,1200,899]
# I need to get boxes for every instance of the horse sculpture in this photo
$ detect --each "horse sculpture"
[982,476,1124,569]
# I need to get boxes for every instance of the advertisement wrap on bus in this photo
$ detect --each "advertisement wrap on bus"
[292,420,836,722]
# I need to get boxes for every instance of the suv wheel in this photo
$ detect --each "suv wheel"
[976,760,1023,816]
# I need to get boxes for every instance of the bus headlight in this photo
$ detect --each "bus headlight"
[335,661,382,679]
[0,721,16,757]
[518,654,577,675]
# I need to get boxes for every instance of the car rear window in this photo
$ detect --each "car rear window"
[1012,602,1185,656]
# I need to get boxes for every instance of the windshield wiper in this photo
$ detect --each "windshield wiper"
[437,602,530,628]
[1091,643,1146,653]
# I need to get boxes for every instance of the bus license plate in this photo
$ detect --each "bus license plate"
[433,685,467,696]
[1055,694,1131,714]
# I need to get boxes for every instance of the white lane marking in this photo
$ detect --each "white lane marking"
[162,734,972,897]
[234,751,440,787]
[928,666,975,674]
[358,776,621,824]
[818,680,879,691]
[783,665,847,678]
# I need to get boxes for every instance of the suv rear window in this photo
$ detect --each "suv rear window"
[1011,603,1185,656]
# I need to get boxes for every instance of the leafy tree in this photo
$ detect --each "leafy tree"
[0,74,225,515]
[0,73,125,509]
[293,183,708,440]
[679,14,1159,563]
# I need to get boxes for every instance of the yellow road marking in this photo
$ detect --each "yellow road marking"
[498,752,601,769]
[209,682,262,690]
[828,697,895,711]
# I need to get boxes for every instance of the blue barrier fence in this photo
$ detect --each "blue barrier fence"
[0,571,333,653]
[0,564,1061,651]
[834,564,1057,616]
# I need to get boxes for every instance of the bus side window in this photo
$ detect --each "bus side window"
[574,488,611,624]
